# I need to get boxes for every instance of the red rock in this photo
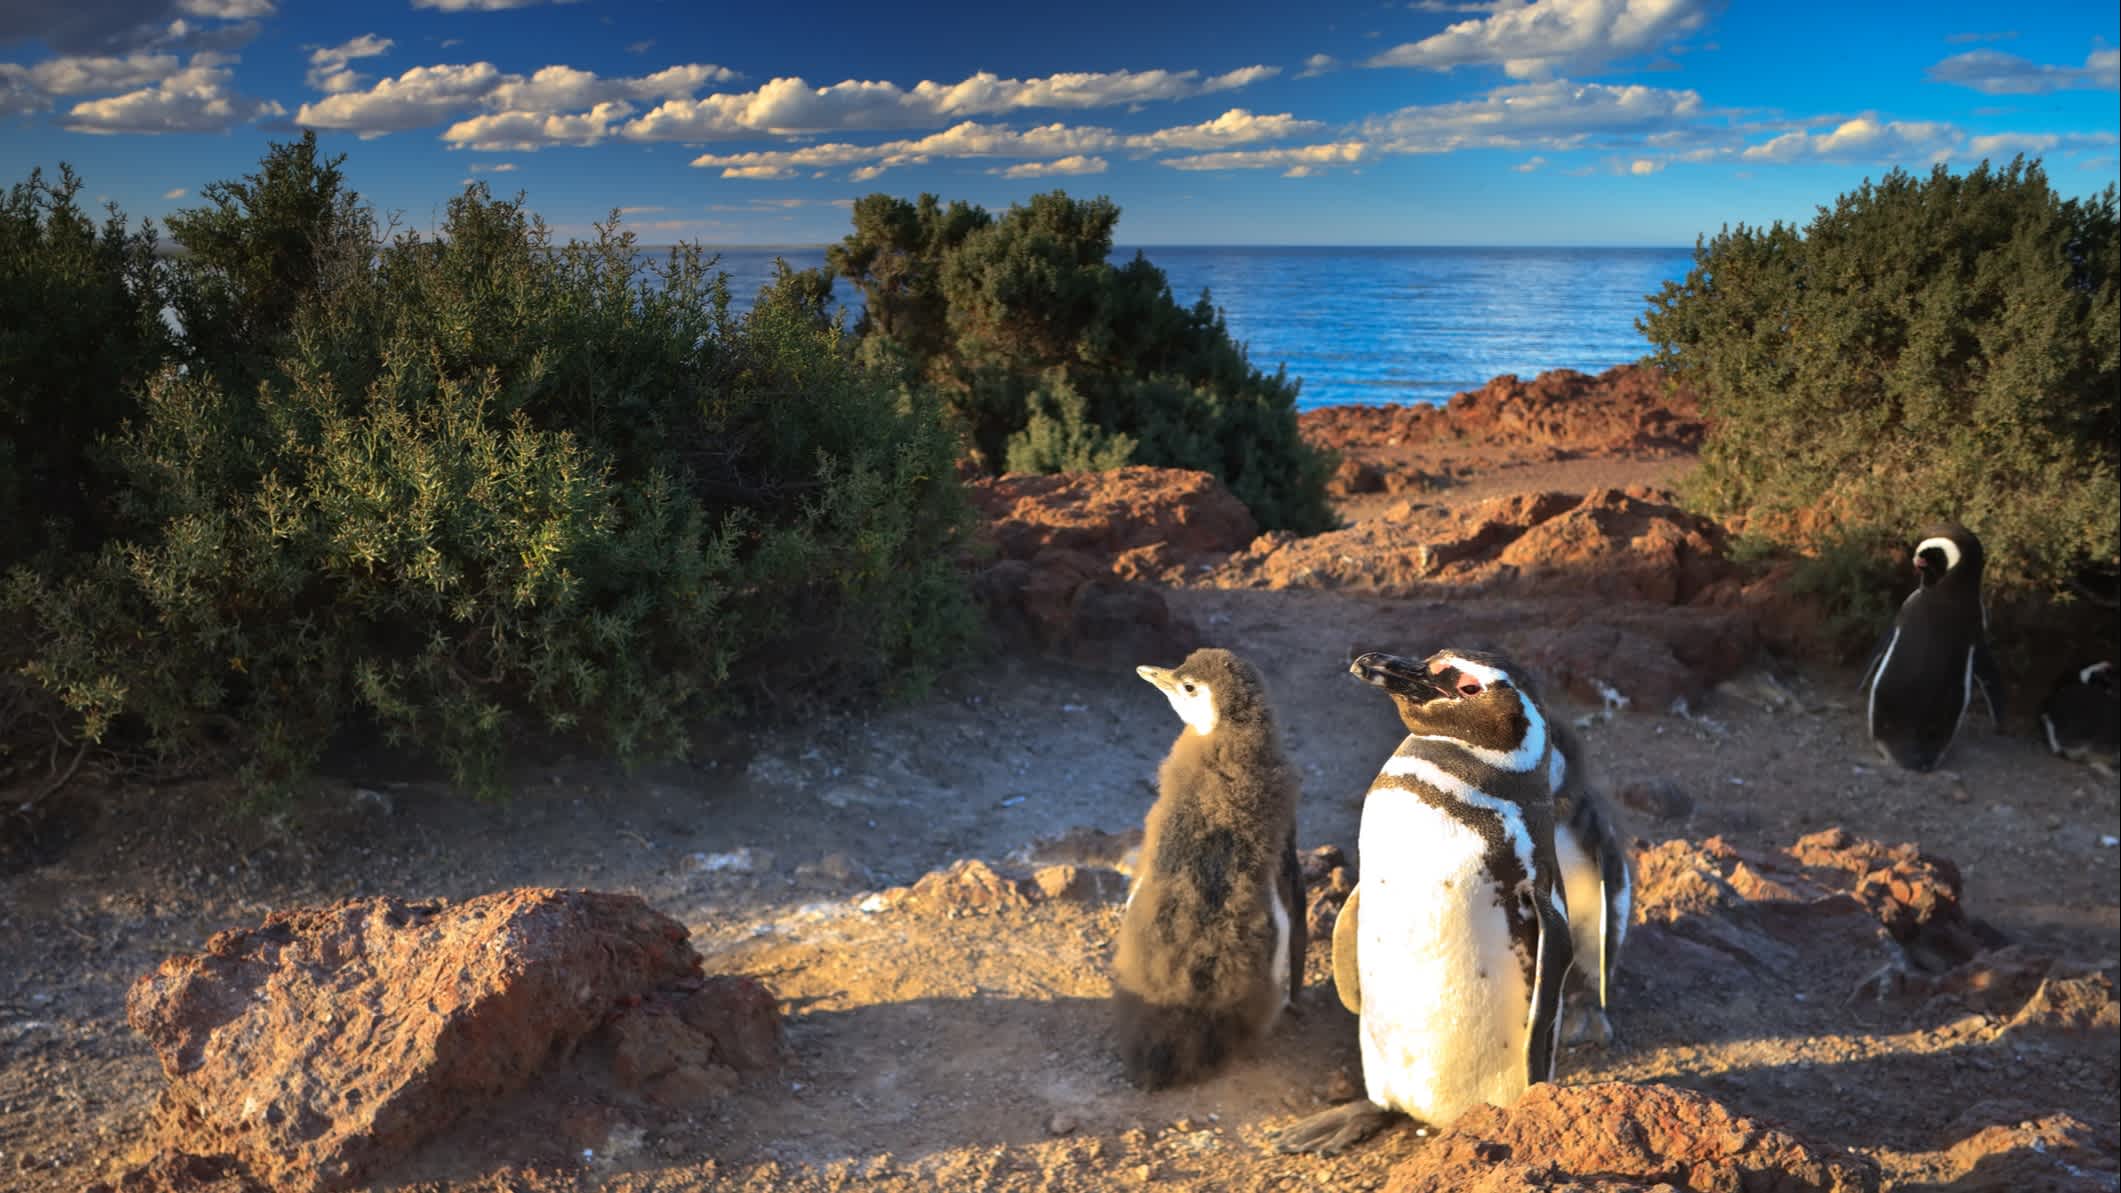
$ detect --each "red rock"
[968,466,1258,565]
[2009,971,2121,1033]
[1925,1103,2121,1192]
[1380,1081,1879,1193]
[122,889,705,1193]
[973,546,1202,668]
[889,859,1036,917]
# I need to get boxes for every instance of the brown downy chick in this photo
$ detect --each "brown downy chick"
[1114,648,1305,1091]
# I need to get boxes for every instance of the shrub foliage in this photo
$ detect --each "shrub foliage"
[827,191,1335,532]
[1642,158,2119,605]
[5,146,975,799]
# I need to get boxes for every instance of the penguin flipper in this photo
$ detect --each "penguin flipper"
[1524,886,1573,1087]
[1973,642,2006,726]
[1281,830,1307,1005]
[1858,625,1895,693]
[1330,884,1362,1015]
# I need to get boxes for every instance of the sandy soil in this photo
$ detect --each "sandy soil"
[2,455,2116,1192]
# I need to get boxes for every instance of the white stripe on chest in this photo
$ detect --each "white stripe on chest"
[1378,751,1537,890]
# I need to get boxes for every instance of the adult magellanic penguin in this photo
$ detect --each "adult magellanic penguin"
[1113,648,1305,1090]
[1862,523,2006,771]
[2041,661,2119,777]
[1276,648,1573,1155]
[1357,654,1631,1047]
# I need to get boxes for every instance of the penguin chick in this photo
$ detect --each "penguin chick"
[1114,648,1305,1091]
[1277,648,1572,1155]
[1355,651,1631,1048]
[1861,523,2006,772]
[2042,661,2119,777]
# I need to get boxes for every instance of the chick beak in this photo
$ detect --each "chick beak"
[1136,665,1178,693]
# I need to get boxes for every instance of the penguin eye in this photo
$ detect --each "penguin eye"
[1458,681,1482,697]
[1182,682,1197,695]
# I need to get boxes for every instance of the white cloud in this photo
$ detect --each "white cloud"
[469,161,517,172]
[442,99,634,150]
[1514,154,1547,171]
[26,51,181,95]
[485,62,737,111]
[995,154,1108,177]
[412,0,569,9]
[624,64,1276,141]
[1122,108,1322,150]
[305,33,392,93]
[1360,79,1708,153]
[1927,47,2120,95]
[1297,53,1338,78]
[1628,157,1660,174]
[1944,31,2018,44]
[1159,141,1370,171]
[1738,116,1956,163]
[176,0,272,15]
[63,54,282,133]
[1965,130,2118,158]
[1370,0,1716,79]
[296,62,502,135]
[724,165,797,180]
[162,186,186,197]
[0,67,44,117]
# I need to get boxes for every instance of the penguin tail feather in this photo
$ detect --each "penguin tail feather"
[1114,992,1240,1090]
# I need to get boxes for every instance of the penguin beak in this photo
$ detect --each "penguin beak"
[1136,665,1177,693]
[1349,652,1446,699]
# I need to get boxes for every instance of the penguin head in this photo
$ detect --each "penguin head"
[1137,648,1269,737]
[1350,648,1549,758]
[1912,523,1984,588]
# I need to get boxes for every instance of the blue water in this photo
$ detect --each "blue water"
[699,245,1697,410]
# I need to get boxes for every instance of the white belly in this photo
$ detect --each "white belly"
[1356,795,1529,1125]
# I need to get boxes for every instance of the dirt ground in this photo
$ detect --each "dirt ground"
[2,452,2116,1192]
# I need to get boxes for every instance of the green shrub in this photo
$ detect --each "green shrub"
[1642,158,2120,605]
[828,191,1335,533]
[6,163,977,800]
[0,165,169,565]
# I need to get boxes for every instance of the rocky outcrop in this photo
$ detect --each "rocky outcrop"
[969,467,1256,667]
[863,856,1130,918]
[110,889,780,1193]
[1380,1081,1880,1193]
[1302,364,1704,498]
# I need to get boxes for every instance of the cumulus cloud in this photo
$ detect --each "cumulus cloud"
[1159,141,1369,172]
[1369,0,1716,78]
[1297,53,1338,78]
[412,0,569,9]
[1964,130,2118,158]
[442,99,634,150]
[1514,154,1547,171]
[1359,79,1708,153]
[1738,116,1957,163]
[296,62,502,136]
[469,160,517,172]
[723,165,796,180]
[305,34,392,93]
[19,50,179,95]
[1927,47,2120,95]
[1122,108,1322,150]
[623,64,1276,141]
[995,154,1108,177]
[162,186,186,197]
[64,53,282,133]
[1628,157,1660,173]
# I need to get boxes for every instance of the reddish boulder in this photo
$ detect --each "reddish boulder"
[124,889,702,1193]
[973,546,1202,668]
[968,466,1258,567]
[1922,1103,2121,1192]
[1381,1081,1880,1193]
[1786,827,2004,969]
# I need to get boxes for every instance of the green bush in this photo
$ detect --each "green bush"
[828,191,1335,533]
[6,156,977,800]
[1642,158,2119,605]
[0,165,169,566]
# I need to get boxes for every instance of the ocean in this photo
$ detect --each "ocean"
[696,245,1698,410]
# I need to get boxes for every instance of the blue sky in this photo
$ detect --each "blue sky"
[3,0,2116,246]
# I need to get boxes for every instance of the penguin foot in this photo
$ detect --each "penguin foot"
[1560,1003,1615,1049]
[1271,1100,1401,1156]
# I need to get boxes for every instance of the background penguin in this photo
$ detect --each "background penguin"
[1113,647,1305,1090]
[1358,655,1631,1047]
[1277,648,1572,1155]
[2041,661,2119,777]
[1861,523,2007,771]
